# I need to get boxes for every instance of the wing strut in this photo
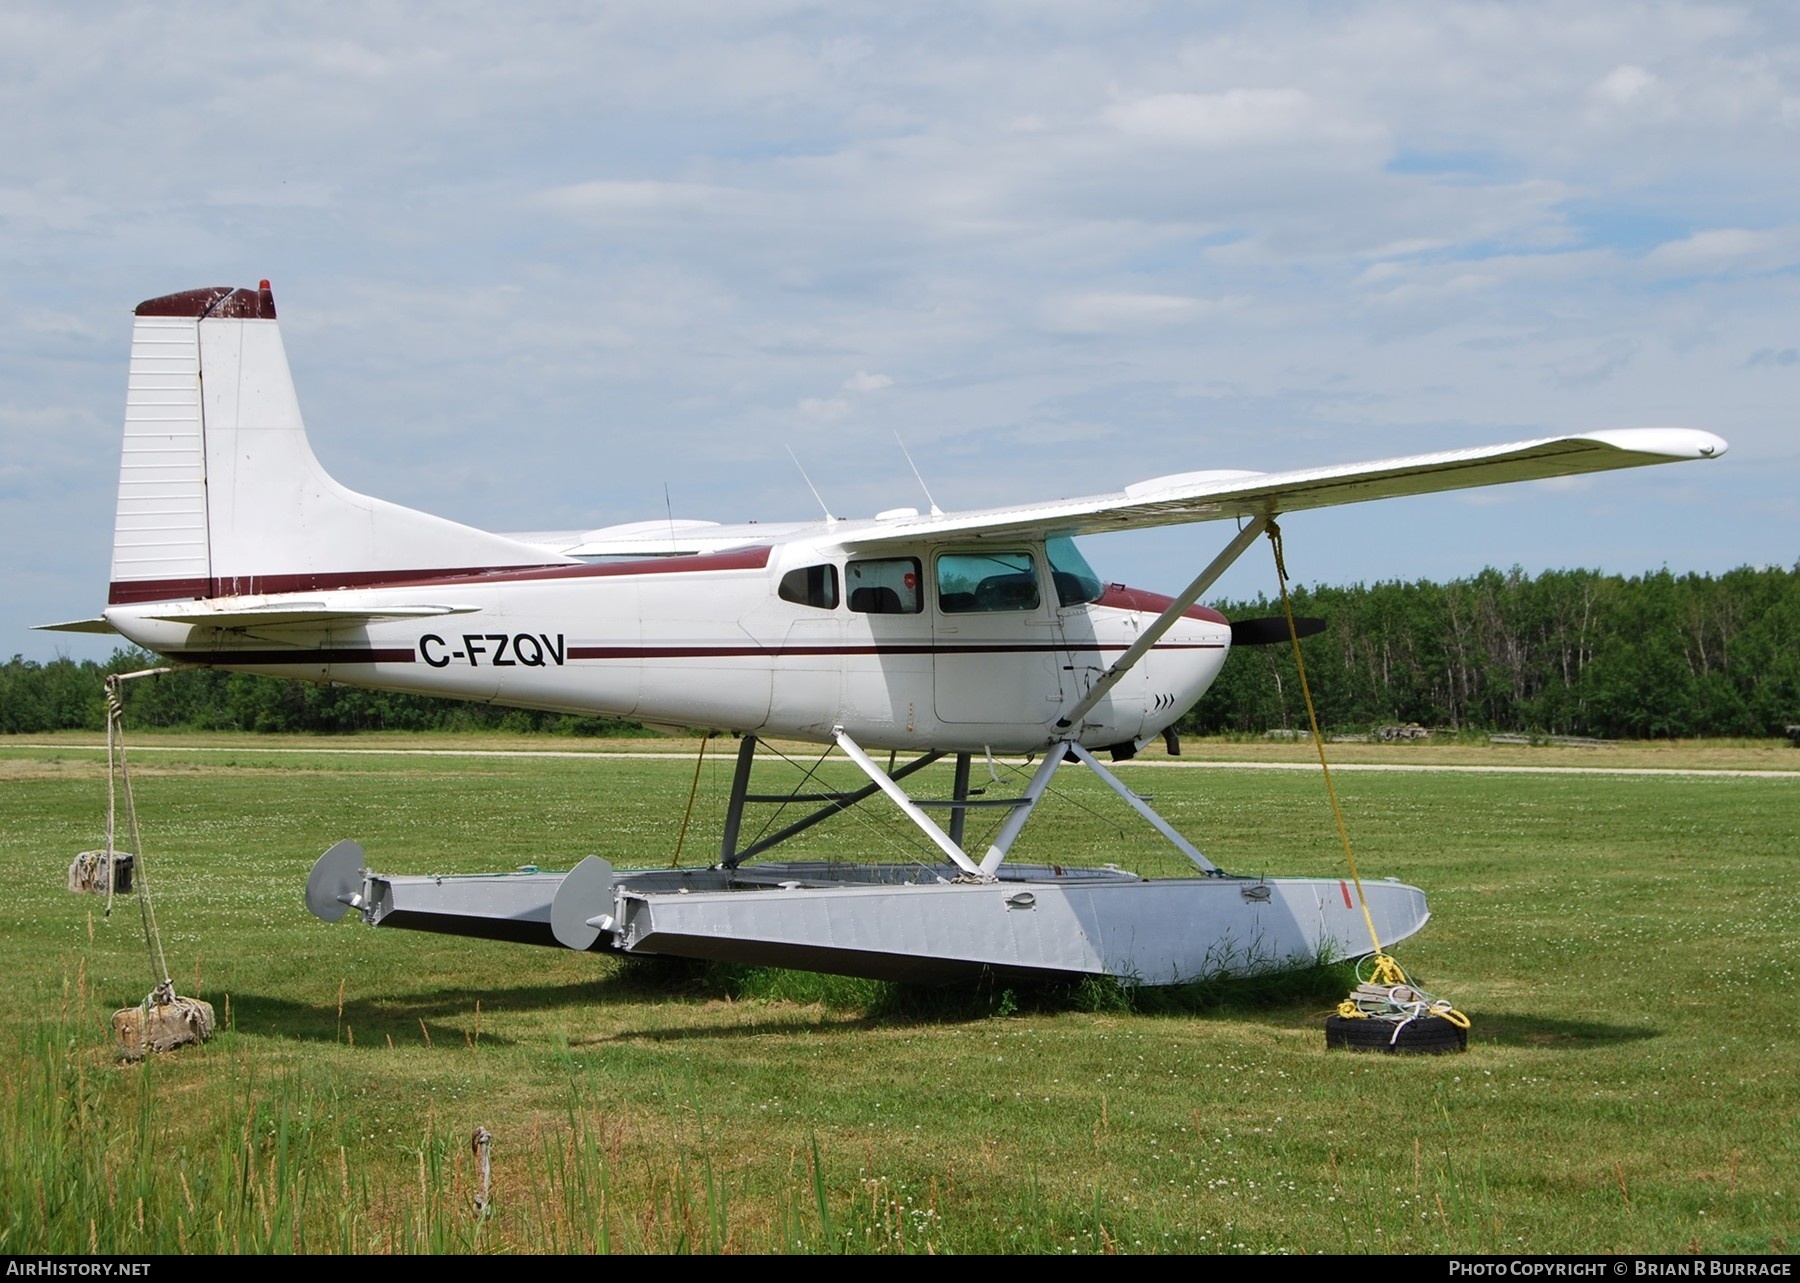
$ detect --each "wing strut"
[1061,742,1217,873]
[1057,514,1271,733]
[974,746,1067,874]
[833,728,990,878]
[715,731,1223,882]
[719,734,949,867]
[970,744,1218,876]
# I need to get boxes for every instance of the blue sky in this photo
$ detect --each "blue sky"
[4,1,1795,662]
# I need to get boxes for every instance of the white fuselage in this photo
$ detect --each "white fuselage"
[105,533,1231,754]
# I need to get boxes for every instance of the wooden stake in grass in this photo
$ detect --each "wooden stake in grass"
[1615,1161,1631,1211]
[471,1126,493,1215]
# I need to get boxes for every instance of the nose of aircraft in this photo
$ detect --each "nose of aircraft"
[1089,584,1234,745]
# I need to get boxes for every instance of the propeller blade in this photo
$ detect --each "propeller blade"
[1229,615,1327,646]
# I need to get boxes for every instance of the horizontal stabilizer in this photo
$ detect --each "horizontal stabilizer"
[142,602,480,629]
[36,618,120,635]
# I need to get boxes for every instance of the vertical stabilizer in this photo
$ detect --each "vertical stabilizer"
[109,283,569,606]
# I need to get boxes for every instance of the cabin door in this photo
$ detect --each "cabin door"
[931,548,1065,728]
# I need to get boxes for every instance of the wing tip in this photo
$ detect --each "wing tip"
[1578,427,1729,461]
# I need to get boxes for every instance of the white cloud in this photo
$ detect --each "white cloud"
[798,396,851,422]
[793,371,891,422]
[1643,226,1800,275]
[536,180,739,218]
[1547,339,1640,388]
[302,37,397,79]
[0,181,104,234]
[19,311,96,341]
[1042,291,1245,334]
[1591,64,1658,107]
[206,182,340,209]
[1102,88,1386,152]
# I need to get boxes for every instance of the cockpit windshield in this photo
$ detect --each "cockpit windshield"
[1046,536,1104,607]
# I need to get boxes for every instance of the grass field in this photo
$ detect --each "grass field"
[0,732,1794,1254]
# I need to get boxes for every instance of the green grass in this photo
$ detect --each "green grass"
[0,734,1794,1253]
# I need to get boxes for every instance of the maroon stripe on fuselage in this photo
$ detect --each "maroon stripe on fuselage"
[167,648,417,666]
[565,641,1223,660]
[107,547,775,606]
[159,640,1219,667]
[1096,584,1229,625]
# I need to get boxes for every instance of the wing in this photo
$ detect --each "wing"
[836,428,1727,550]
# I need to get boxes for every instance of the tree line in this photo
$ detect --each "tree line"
[4,564,1795,740]
[0,653,637,737]
[1184,564,1799,739]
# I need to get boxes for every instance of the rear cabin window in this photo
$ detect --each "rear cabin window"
[846,557,922,614]
[778,564,839,610]
[936,551,1040,613]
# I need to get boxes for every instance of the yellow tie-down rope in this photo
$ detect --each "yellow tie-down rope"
[1264,522,1469,1031]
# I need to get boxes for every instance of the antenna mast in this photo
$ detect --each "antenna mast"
[786,446,836,523]
[895,433,943,515]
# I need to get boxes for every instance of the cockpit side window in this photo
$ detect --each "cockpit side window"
[778,564,839,610]
[936,551,1041,613]
[1046,535,1104,607]
[846,557,922,614]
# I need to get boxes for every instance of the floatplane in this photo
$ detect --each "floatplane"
[46,281,1727,985]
